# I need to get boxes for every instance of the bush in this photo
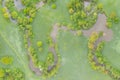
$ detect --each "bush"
[11,11,18,19]
[0,69,5,78]
[68,0,99,30]
[3,12,10,19]
[106,21,112,28]
[51,4,57,9]
[88,32,120,80]
[76,30,82,36]
[0,56,13,65]
[37,41,43,47]
[97,3,103,10]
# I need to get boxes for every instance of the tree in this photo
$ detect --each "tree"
[24,7,30,15]
[0,68,5,78]
[110,12,116,19]
[26,25,32,30]
[11,11,18,19]
[69,8,74,14]
[44,0,56,3]
[86,5,91,12]
[2,7,10,19]
[29,18,33,23]
[51,4,57,9]
[29,12,36,18]
[4,12,9,19]
[106,21,112,28]
[23,17,28,25]
[37,41,43,47]
[93,12,97,17]
[0,56,13,65]
[97,3,103,10]
[46,52,54,65]
[2,7,7,13]
[75,2,81,9]
[28,8,36,18]
[76,30,82,36]
[17,17,23,24]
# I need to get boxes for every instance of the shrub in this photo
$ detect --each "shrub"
[11,11,18,19]
[51,4,57,9]
[3,12,10,19]
[0,56,13,65]
[97,3,103,10]
[37,41,43,47]
[68,0,99,30]
[0,69,5,78]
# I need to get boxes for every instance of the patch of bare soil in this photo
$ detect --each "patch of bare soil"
[14,0,25,11]
[82,14,113,42]
[50,24,59,43]
[36,1,44,9]
[48,24,59,71]
[84,1,90,8]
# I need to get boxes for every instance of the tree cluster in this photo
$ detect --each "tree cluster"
[68,0,100,30]
[106,12,119,28]
[0,68,24,80]
[88,32,120,80]
[0,56,13,65]
[2,7,10,19]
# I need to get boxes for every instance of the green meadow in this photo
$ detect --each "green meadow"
[0,0,120,80]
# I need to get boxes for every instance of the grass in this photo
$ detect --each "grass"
[0,0,120,80]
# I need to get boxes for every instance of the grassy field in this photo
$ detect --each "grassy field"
[0,0,120,80]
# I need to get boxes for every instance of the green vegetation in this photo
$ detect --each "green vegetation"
[0,56,13,65]
[0,69,4,78]
[106,12,119,28]
[2,7,10,19]
[11,11,18,19]
[67,0,101,30]
[1,0,60,78]
[43,0,56,4]
[88,32,120,80]
[68,0,119,30]
[0,0,120,80]
[0,68,25,80]
[51,4,57,9]
[37,41,43,47]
